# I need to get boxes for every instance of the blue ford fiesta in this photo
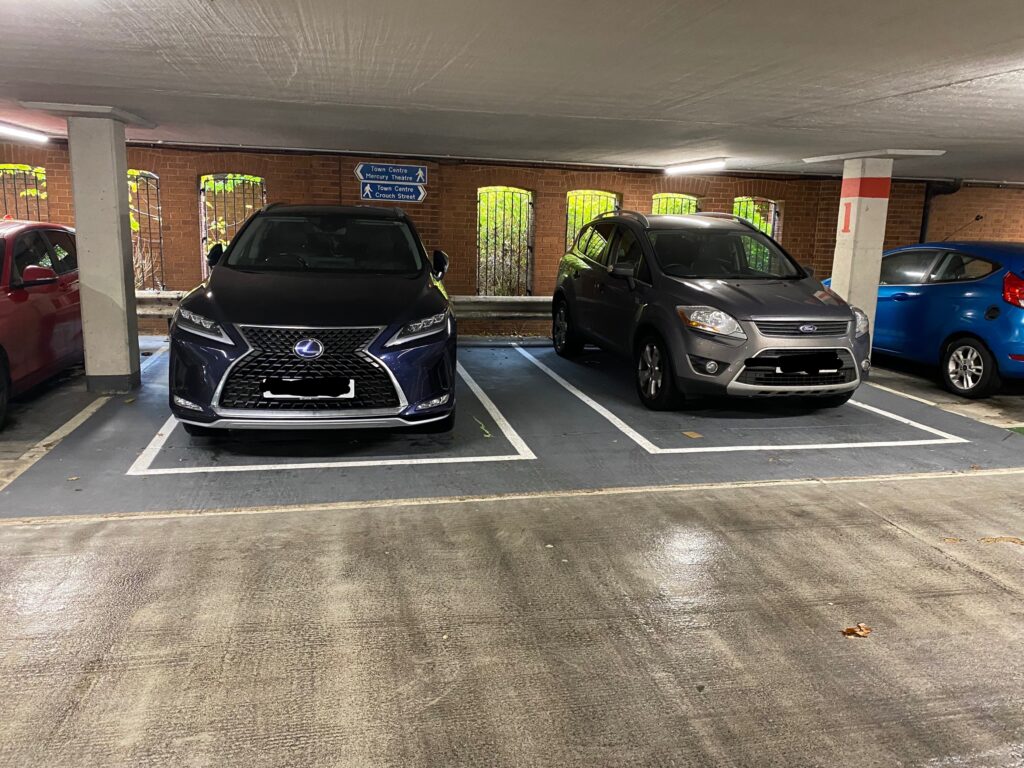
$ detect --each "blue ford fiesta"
[861,241,1024,398]
[168,205,457,436]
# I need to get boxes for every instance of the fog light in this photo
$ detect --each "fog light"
[415,393,450,411]
[861,359,872,372]
[704,360,719,375]
[173,394,203,411]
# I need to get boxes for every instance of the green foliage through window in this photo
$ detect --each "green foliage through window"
[566,190,619,250]
[0,163,48,220]
[733,196,778,236]
[652,193,699,215]
[200,173,266,275]
[477,186,534,296]
[128,169,165,290]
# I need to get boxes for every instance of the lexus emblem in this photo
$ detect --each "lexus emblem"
[293,338,325,360]
[799,324,818,334]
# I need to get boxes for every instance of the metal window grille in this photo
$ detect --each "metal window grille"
[128,170,166,290]
[477,186,535,296]
[733,196,779,237]
[200,173,266,276]
[652,193,699,215]
[0,164,48,221]
[565,190,620,250]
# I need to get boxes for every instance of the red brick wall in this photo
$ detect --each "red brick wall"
[1,140,941,291]
[925,185,1024,242]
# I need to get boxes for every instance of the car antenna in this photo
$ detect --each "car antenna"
[942,213,984,241]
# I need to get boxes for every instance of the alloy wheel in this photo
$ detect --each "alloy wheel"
[553,305,568,350]
[948,345,984,391]
[637,341,664,399]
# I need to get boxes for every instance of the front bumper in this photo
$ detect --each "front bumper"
[169,322,457,429]
[667,320,871,397]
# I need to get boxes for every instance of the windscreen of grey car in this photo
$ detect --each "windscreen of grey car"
[649,229,801,279]
[225,216,423,274]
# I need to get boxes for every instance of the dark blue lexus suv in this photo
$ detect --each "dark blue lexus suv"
[169,205,456,436]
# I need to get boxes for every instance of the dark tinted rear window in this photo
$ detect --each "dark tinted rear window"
[226,215,423,274]
[649,228,801,279]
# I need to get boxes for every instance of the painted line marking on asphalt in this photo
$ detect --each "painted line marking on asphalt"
[6,465,1024,527]
[125,362,534,476]
[0,396,111,493]
[866,381,939,406]
[515,345,968,454]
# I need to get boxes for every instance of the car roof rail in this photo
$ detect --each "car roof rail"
[596,209,650,227]
[692,212,760,232]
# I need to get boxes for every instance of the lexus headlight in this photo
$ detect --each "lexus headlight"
[852,307,870,338]
[678,306,747,340]
[174,307,233,344]
[386,309,450,347]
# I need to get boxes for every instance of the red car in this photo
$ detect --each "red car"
[0,219,82,427]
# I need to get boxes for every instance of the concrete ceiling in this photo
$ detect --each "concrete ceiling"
[2,0,1024,179]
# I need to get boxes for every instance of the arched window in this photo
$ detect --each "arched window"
[200,173,266,276]
[477,186,535,296]
[0,163,47,220]
[128,170,165,290]
[652,193,699,216]
[733,196,779,237]
[566,189,619,250]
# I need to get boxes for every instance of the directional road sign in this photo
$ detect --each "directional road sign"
[354,163,428,185]
[359,182,428,203]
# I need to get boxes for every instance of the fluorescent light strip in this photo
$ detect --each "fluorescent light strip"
[0,122,49,144]
[664,157,727,175]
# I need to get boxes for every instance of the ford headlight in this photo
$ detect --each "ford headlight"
[852,307,870,338]
[678,306,747,340]
[175,308,233,344]
[386,309,450,347]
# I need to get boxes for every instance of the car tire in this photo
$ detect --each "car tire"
[552,299,585,358]
[182,422,220,438]
[0,357,9,431]
[808,391,854,409]
[635,334,682,410]
[412,407,456,434]
[941,338,1001,399]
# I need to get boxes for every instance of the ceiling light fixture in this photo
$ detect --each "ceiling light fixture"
[0,122,49,144]
[665,157,728,175]
[802,149,946,164]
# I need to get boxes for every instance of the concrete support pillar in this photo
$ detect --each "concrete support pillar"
[829,157,893,334]
[67,117,140,392]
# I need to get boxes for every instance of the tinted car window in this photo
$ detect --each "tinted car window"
[610,228,644,272]
[583,222,614,266]
[12,231,54,280]
[929,252,999,283]
[45,230,78,274]
[879,250,937,285]
[648,228,800,279]
[226,216,423,274]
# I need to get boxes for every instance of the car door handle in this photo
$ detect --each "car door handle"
[891,292,915,301]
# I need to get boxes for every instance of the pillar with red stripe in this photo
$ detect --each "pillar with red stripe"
[829,157,893,334]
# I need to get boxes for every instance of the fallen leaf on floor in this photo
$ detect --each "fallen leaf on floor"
[696,684,706,693]
[682,431,703,439]
[942,537,965,543]
[473,416,492,438]
[123,397,136,404]
[841,623,872,638]
[545,543,554,549]
[979,536,1024,546]
[66,476,80,482]
[970,464,983,471]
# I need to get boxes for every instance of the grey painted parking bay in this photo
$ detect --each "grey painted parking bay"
[2,343,1023,519]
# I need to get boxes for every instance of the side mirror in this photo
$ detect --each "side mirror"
[609,264,636,289]
[20,265,59,287]
[432,250,449,280]
[802,265,816,278]
[207,243,224,268]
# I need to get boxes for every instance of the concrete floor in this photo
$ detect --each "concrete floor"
[2,474,1024,766]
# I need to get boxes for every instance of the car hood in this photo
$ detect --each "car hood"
[196,267,446,327]
[666,277,853,320]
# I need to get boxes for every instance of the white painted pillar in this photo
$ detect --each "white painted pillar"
[829,157,894,335]
[67,117,140,392]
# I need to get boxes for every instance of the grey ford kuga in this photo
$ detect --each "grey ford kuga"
[552,211,872,410]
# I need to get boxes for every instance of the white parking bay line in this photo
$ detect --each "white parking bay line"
[125,362,534,476]
[515,345,968,455]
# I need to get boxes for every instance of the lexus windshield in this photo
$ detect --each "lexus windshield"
[649,228,802,280]
[225,215,424,274]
